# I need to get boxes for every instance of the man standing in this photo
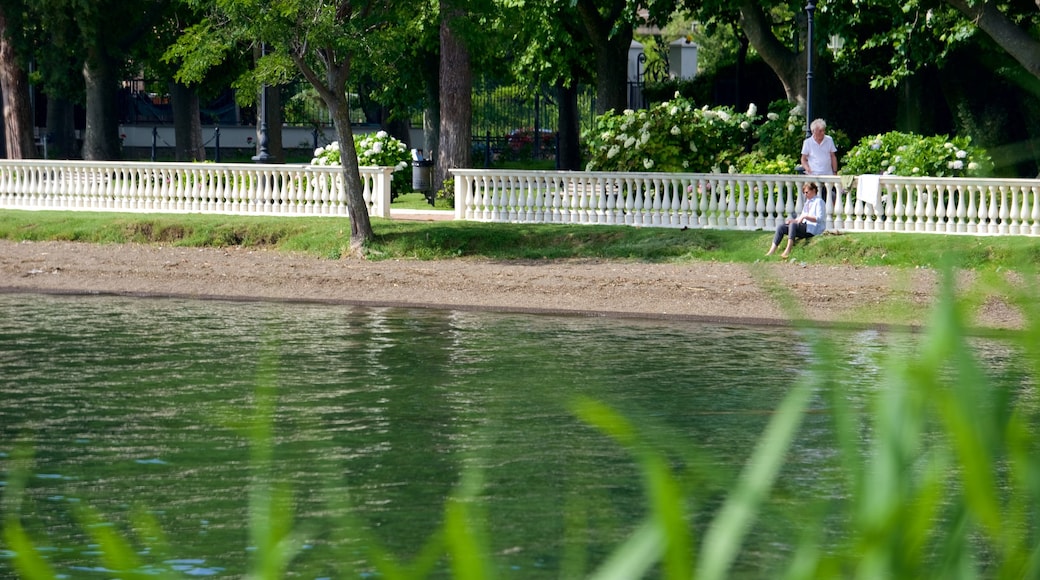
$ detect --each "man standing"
[800,119,838,176]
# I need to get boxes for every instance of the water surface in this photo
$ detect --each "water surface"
[0,293,1008,577]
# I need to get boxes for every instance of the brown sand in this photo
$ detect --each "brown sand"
[0,240,1022,330]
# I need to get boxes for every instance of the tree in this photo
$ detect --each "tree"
[437,0,472,194]
[943,0,1040,85]
[170,0,415,249]
[570,0,682,115]
[574,0,634,114]
[498,0,595,169]
[736,1,804,105]
[0,1,37,158]
[74,0,173,159]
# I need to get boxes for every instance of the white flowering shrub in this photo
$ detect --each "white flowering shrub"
[312,130,413,192]
[311,140,342,166]
[842,132,992,177]
[752,100,807,166]
[583,94,757,173]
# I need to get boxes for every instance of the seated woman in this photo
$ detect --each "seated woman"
[766,182,826,259]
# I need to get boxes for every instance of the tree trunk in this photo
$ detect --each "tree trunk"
[437,1,472,195]
[0,6,38,159]
[45,96,77,159]
[575,0,631,115]
[556,81,582,170]
[329,98,374,251]
[81,51,121,160]
[738,0,804,105]
[423,56,440,159]
[170,81,205,161]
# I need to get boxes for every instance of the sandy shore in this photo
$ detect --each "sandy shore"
[0,239,1022,329]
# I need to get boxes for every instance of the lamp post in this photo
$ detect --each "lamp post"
[252,44,272,163]
[804,1,816,137]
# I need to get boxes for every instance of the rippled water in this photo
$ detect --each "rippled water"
[0,293,1013,577]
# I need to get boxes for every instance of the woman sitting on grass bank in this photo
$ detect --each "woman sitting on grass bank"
[766,182,826,259]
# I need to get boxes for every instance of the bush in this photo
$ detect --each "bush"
[311,130,412,193]
[842,131,993,177]
[752,100,806,162]
[734,151,800,175]
[583,94,757,173]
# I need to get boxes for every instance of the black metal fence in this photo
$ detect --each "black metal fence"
[113,77,606,166]
[470,80,598,167]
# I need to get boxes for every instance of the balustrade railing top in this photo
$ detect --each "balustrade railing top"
[0,159,394,218]
[451,169,1040,236]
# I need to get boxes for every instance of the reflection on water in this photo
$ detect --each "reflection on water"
[0,293,1016,577]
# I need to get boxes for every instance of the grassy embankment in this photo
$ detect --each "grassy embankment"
[0,193,1036,270]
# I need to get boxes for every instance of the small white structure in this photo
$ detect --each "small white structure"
[627,41,646,109]
[627,41,645,83]
[669,37,699,79]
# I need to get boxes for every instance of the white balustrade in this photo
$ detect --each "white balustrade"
[451,169,1040,236]
[4,161,1039,237]
[0,160,394,219]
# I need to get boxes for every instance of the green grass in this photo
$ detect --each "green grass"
[1,208,1038,272]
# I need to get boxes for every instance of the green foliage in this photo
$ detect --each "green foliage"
[582,95,757,173]
[734,151,799,175]
[753,100,806,163]
[843,131,993,177]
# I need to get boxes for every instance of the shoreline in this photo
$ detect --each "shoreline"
[0,240,1023,330]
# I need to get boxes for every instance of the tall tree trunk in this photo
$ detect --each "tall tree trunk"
[556,81,581,170]
[575,0,631,115]
[329,98,374,251]
[422,52,440,159]
[45,96,76,159]
[738,0,804,105]
[170,81,205,161]
[82,51,121,160]
[0,6,38,159]
[437,1,472,195]
[287,50,374,247]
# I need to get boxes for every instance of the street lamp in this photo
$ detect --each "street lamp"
[252,44,272,163]
[804,1,816,137]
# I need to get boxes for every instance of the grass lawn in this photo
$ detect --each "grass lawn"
[0,206,1037,271]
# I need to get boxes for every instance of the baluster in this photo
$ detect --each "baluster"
[667,178,682,227]
[998,185,1010,235]
[935,183,948,233]
[963,184,978,234]
[955,183,968,233]
[603,177,615,225]
[630,178,644,226]
[1008,185,1021,235]
[885,183,900,232]
[986,185,999,234]
[919,183,933,232]
[1031,185,1040,236]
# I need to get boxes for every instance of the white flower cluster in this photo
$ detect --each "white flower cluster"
[310,131,410,172]
[311,141,341,166]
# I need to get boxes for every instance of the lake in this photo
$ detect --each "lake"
[0,293,1019,578]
